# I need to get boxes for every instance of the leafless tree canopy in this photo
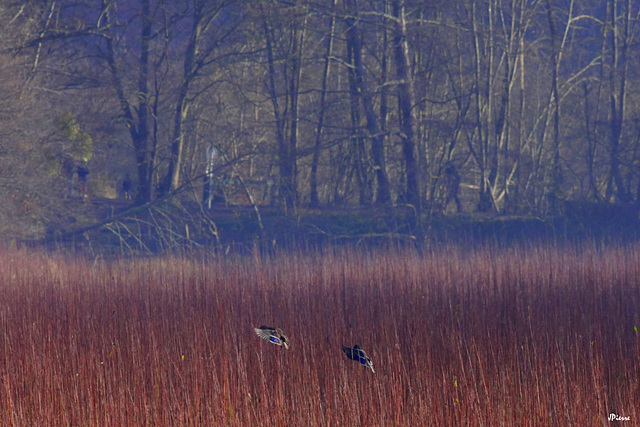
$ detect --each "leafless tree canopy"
[2,0,640,241]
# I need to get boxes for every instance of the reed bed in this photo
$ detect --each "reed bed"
[0,244,638,426]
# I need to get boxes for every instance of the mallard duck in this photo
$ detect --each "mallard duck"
[254,326,289,349]
[342,345,375,373]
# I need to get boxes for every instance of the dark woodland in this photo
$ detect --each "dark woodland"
[1,0,640,251]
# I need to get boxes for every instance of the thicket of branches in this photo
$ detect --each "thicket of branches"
[2,0,640,240]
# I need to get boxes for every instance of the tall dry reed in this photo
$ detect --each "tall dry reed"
[0,244,638,425]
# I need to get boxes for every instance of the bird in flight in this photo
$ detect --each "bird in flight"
[342,344,374,373]
[254,326,289,349]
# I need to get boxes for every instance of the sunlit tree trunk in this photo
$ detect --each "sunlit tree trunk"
[160,1,231,196]
[470,0,493,212]
[543,0,562,214]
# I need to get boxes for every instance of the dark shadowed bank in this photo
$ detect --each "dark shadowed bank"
[20,196,640,258]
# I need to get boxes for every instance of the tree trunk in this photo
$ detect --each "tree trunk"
[309,0,336,207]
[470,1,493,213]
[345,33,372,206]
[160,2,213,196]
[391,0,420,212]
[102,0,154,204]
[344,1,391,206]
[263,9,306,213]
[605,0,631,203]
[544,0,562,214]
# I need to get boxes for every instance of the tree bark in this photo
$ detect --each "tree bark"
[344,0,391,206]
[391,0,420,212]
[263,7,307,213]
[345,30,372,206]
[102,0,154,204]
[310,0,337,207]
[605,0,631,203]
[544,0,562,213]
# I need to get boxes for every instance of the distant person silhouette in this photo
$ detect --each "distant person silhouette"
[61,155,75,197]
[444,163,462,213]
[77,163,89,199]
[121,174,132,200]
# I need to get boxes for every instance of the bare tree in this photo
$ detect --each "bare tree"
[604,0,633,203]
[391,0,420,212]
[344,0,391,206]
[543,0,563,213]
[261,3,309,213]
[309,0,337,207]
[159,0,241,196]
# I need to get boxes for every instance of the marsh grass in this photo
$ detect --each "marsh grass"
[0,244,638,425]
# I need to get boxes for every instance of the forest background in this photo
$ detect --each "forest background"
[1,0,639,252]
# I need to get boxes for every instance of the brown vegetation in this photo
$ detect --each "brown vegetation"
[0,244,638,425]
